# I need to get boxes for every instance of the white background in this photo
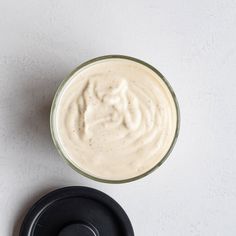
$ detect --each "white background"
[0,0,236,235]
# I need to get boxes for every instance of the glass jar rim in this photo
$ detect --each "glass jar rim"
[50,55,180,184]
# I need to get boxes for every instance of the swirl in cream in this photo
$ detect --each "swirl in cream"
[52,58,178,181]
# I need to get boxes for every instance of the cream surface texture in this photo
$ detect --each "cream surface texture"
[52,58,178,181]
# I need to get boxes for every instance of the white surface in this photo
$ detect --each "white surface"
[0,0,235,235]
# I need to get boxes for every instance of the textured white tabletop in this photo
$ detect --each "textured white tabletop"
[1,1,236,235]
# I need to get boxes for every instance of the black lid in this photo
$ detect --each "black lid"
[20,186,134,236]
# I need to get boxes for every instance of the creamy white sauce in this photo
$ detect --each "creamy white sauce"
[52,58,178,181]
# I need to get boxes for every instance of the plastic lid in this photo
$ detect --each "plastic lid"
[20,186,134,236]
